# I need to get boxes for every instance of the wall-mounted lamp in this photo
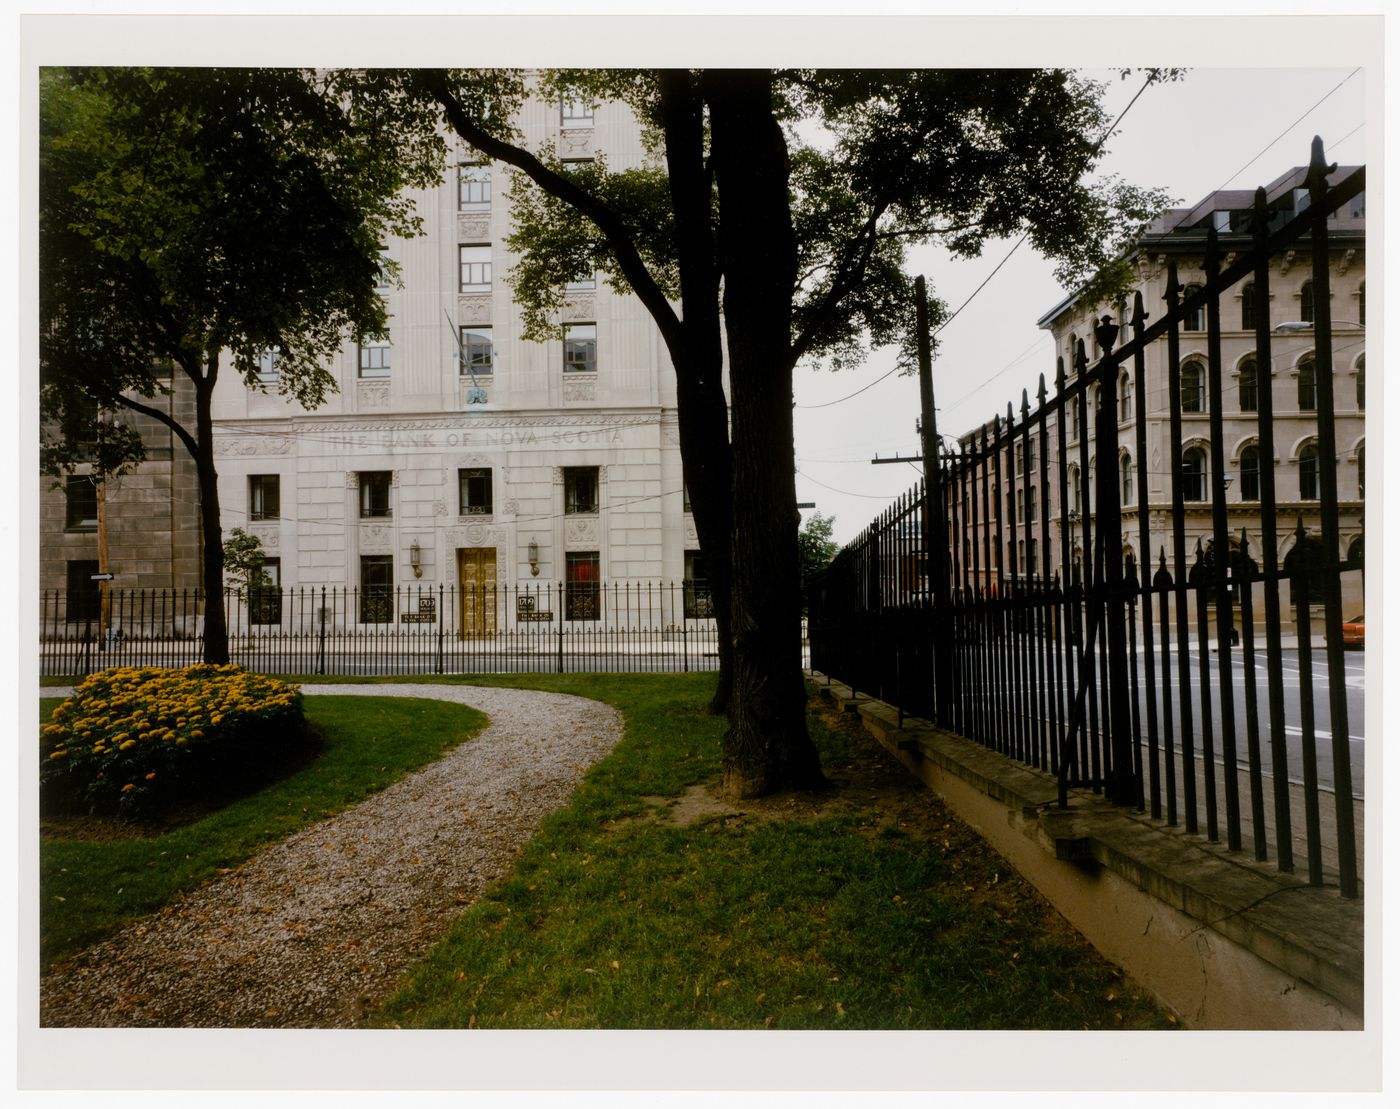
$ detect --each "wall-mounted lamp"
[410,540,422,578]
[528,539,540,577]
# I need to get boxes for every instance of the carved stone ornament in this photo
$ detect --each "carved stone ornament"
[1339,249,1356,276]
[457,215,491,240]
[359,523,392,553]
[1280,250,1297,276]
[662,426,681,446]
[560,130,592,156]
[345,471,359,489]
[433,499,447,517]
[563,295,596,319]
[683,518,698,544]
[213,435,292,456]
[303,412,655,434]
[467,524,487,545]
[460,382,492,407]
[503,498,518,516]
[358,381,390,409]
[565,518,599,545]
[563,377,597,403]
[251,526,280,550]
[457,295,493,324]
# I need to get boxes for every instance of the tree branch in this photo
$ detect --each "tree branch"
[422,70,684,352]
[109,392,200,459]
[791,201,887,362]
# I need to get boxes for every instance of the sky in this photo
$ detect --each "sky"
[794,66,1371,546]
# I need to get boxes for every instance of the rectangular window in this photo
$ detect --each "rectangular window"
[458,468,493,516]
[1025,484,1036,524]
[63,397,99,461]
[457,163,491,211]
[565,270,596,291]
[373,251,393,292]
[66,560,100,624]
[564,467,599,515]
[359,555,394,624]
[564,323,597,373]
[359,471,392,518]
[255,350,280,385]
[64,476,98,532]
[250,557,282,626]
[684,549,712,619]
[458,327,493,375]
[561,98,594,129]
[249,474,280,521]
[459,244,492,293]
[359,338,390,379]
[565,552,600,620]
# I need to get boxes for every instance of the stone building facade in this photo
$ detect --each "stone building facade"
[208,91,701,630]
[39,374,204,624]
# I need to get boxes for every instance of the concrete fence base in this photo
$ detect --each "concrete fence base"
[811,673,1362,1030]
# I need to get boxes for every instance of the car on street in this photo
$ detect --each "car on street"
[1341,613,1365,648]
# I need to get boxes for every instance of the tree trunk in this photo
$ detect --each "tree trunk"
[706,70,825,798]
[657,70,734,715]
[194,365,229,665]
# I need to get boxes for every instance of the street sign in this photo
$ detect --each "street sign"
[90,572,115,581]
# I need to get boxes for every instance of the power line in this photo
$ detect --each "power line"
[1211,69,1361,195]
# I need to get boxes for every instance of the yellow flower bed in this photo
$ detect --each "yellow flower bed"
[40,665,307,817]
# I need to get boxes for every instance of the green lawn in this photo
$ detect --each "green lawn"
[312,674,1173,1030]
[39,694,486,968]
[40,673,1173,1028]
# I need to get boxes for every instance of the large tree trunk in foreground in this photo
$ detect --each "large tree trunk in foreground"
[706,70,825,798]
[657,70,734,715]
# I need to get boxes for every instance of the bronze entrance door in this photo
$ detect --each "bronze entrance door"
[456,547,497,637]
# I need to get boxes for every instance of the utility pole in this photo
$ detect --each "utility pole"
[915,276,952,727]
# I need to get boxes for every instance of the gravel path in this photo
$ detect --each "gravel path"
[39,683,623,1029]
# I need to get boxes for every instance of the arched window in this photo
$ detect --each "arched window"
[1118,370,1131,422]
[1182,447,1207,502]
[1357,442,1365,500]
[1069,396,1080,440]
[1240,445,1261,501]
[1299,442,1319,500]
[1298,355,1317,411]
[1300,280,1315,323]
[1068,465,1080,514]
[1181,360,1206,412]
[1359,281,1365,325]
[1183,284,1205,331]
[1121,454,1134,503]
[1356,355,1365,411]
[1238,358,1258,412]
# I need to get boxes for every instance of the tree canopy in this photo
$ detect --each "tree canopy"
[40,67,446,659]
[400,67,1171,795]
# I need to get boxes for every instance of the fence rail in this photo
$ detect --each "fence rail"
[41,581,720,678]
[810,139,1363,898]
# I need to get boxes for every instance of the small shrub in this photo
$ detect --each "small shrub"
[40,664,308,818]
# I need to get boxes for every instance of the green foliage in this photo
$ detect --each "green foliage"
[41,694,486,967]
[39,665,307,817]
[798,511,839,611]
[462,68,1172,381]
[504,153,680,341]
[39,66,448,476]
[222,528,271,598]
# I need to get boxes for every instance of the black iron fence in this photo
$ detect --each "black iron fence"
[41,580,719,678]
[810,139,1363,898]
